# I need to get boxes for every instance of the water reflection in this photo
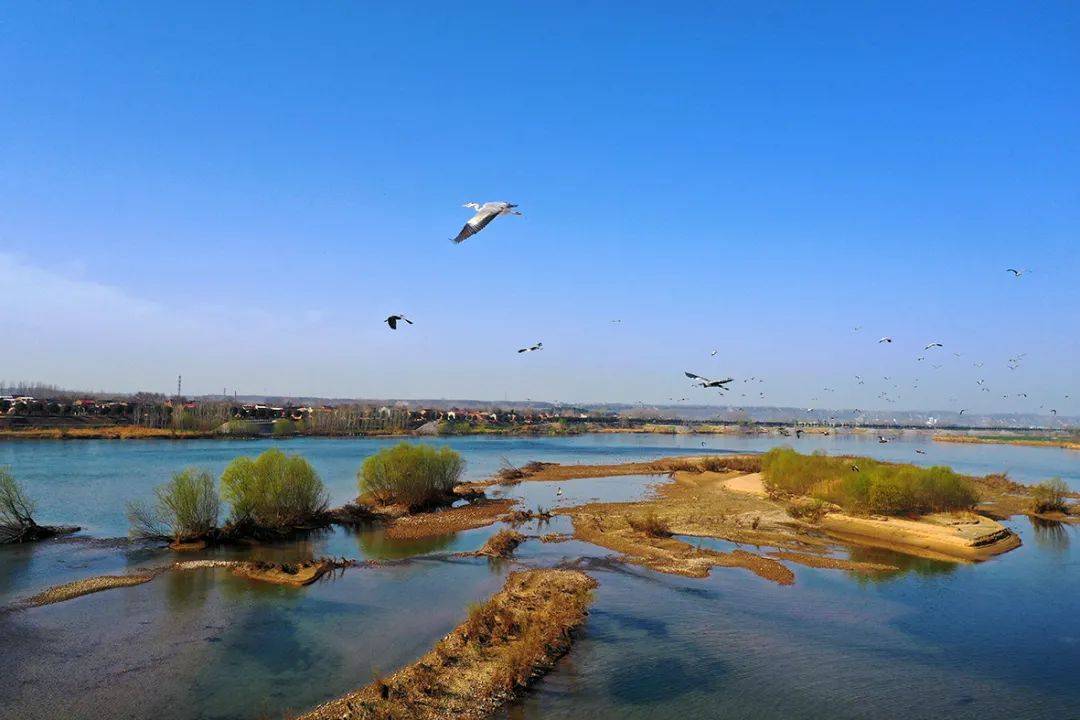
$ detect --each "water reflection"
[846,545,958,582]
[350,525,457,559]
[1030,516,1071,554]
[164,563,215,611]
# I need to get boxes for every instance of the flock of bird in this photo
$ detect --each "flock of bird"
[378,201,1067,420]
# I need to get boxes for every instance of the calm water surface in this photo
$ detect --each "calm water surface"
[1,433,1077,719]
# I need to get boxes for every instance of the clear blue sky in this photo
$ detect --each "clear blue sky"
[1,2,1077,414]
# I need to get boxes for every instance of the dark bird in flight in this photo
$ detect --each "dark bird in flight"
[385,315,413,330]
[517,342,543,353]
[959,409,968,415]
[1006,268,1027,277]
[878,435,889,443]
[924,342,943,350]
[451,201,522,244]
[684,371,734,389]
[795,429,803,438]
[1051,409,1058,415]
[915,449,927,454]
[878,337,893,344]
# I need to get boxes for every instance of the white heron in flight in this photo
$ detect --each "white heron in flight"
[451,201,522,244]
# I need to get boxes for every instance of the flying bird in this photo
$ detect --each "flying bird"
[684,371,734,389]
[710,349,718,356]
[924,342,943,350]
[878,337,893,344]
[1006,268,1027,277]
[959,409,967,415]
[915,449,927,455]
[517,342,543,354]
[451,201,522,244]
[878,435,889,443]
[385,315,413,330]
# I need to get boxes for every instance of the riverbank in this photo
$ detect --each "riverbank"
[297,569,597,720]
[934,433,1080,451]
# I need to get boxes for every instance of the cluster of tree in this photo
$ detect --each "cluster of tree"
[127,449,330,543]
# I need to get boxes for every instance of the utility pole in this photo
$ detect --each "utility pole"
[177,375,182,401]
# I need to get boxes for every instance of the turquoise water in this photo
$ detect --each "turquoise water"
[1,433,1078,719]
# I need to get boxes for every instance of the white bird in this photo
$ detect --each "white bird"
[451,201,522,244]
[878,337,893,344]
[878,435,889,443]
[556,487,563,496]
[924,342,943,350]
[710,349,718,356]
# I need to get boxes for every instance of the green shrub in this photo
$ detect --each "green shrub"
[1030,478,1069,514]
[220,448,329,529]
[761,447,977,516]
[127,468,220,542]
[358,442,465,510]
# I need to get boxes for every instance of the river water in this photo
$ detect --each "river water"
[1,433,1077,719]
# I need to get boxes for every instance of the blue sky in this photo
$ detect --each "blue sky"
[1,2,1077,414]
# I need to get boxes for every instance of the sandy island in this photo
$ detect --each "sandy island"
[488,454,1024,574]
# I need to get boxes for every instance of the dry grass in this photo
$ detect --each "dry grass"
[383,499,517,540]
[296,569,597,720]
[569,513,794,584]
[626,511,671,537]
[475,529,525,558]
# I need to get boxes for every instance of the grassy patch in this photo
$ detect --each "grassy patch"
[761,447,977,516]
